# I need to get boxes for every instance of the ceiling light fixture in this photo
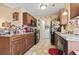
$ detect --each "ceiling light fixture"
[40,4,47,10]
[62,10,68,15]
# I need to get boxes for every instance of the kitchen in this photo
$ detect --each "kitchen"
[0,3,79,55]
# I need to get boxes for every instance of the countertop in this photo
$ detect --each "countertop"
[73,51,79,55]
[55,32,79,41]
[0,32,34,37]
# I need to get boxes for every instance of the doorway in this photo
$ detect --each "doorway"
[44,22,50,39]
[39,20,50,44]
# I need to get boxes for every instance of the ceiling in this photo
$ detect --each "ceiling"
[4,3,67,16]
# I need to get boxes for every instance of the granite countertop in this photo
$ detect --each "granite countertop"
[73,51,79,55]
[0,32,34,37]
[55,32,79,41]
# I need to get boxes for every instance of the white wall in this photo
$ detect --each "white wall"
[0,4,28,27]
[9,8,27,26]
[0,4,12,28]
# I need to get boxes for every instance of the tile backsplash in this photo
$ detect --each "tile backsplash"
[66,19,79,34]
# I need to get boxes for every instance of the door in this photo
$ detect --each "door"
[44,22,50,39]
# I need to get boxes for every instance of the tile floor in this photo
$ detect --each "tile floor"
[24,39,56,55]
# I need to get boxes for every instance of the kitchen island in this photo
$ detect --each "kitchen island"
[55,32,79,55]
[0,32,35,55]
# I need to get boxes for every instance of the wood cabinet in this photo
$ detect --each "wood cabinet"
[31,17,37,27]
[25,33,35,50]
[0,33,35,55]
[23,13,32,25]
[70,3,79,19]
[12,35,26,55]
[23,12,37,27]
[0,37,11,55]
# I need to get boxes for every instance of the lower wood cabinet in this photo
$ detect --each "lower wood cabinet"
[25,33,35,50]
[12,36,26,55]
[0,33,35,55]
[0,37,11,55]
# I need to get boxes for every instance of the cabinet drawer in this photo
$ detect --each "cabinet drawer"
[11,36,24,41]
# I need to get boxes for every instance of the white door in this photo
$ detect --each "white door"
[44,23,50,39]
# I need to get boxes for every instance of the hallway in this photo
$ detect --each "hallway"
[24,39,56,55]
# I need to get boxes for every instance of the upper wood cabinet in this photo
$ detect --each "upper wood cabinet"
[23,12,37,27]
[70,3,79,19]
[23,13,32,26]
[31,17,37,27]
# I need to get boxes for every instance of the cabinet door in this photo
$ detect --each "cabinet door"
[70,3,79,19]
[23,13,32,25]
[25,34,31,50]
[0,37,11,55]
[26,34,32,49]
[12,40,20,55]
[12,37,26,55]
[22,38,26,53]
[31,18,37,27]
[23,13,27,25]
[27,14,32,25]
[25,33,34,50]
[29,34,34,46]
[18,38,26,54]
